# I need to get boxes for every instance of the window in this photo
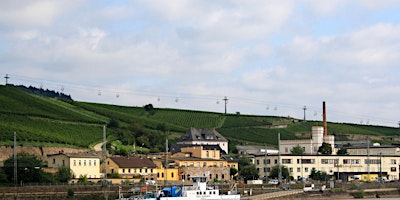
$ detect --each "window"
[206,151,209,157]
[62,160,65,166]
[213,162,217,167]
[264,159,270,164]
[197,162,200,167]
[84,160,86,166]
[274,159,277,164]
[321,159,337,164]
[305,167,308,172]
[94,160,97,166]
[171,172,174,178]
[213,151,216,157]
[162,173,164,178]
[289,168,293,172]
[391,167,396,172]
[343,159,360,164]
[123,169,125,173]
[264,168,270,172]
[52,158,56,164]
[297,167,301,172]
[365,159,380,164]
[128,169,131,173]
[222,174,225,179]
[79,160,81,166]
[282,159,291,164]
[220,162,223,167]
[256,160,260,165]
[89,160,91,166]
[74,160,76,166]
[190,162,194,167]
[285,147,288,153]
[391,159,397,164]
[203,162,207,167]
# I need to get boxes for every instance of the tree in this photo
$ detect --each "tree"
[239,165,258,181]
[3,152,44,184]
[238,156,251,170]
[309,169,330,182]
[318,142,332,155]
[290,145,304,155]
[269,165,290,181]
[337,147,348,155]
[57,166,72,183]
[230,167,238,178]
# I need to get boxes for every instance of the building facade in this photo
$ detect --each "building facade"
[177,128,229,153]
[252,153,400,182]
[47,152,102,179]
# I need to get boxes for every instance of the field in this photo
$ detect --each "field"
[0,85,399,151]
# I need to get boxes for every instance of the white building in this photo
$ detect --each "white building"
[280,126,335,155]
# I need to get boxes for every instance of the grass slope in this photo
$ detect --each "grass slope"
[0,85,398,149]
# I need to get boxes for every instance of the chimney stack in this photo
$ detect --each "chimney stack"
[323,101,327,136]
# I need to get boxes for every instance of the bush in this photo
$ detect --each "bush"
[350,191,364,198]
[67,188,74,197]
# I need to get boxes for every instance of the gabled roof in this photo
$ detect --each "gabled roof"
[170,143,227,155]
[109,156,156,168]
[177,128,228,143]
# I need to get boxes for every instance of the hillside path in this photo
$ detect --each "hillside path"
[93,141,106,152]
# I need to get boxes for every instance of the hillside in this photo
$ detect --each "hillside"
[0,85,399,154]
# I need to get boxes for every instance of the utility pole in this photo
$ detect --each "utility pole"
[367,139,370,180]
[379,152,382,183]
[278,133,282,183]
[223,96,228,114]
[264,144,268,180]
[4,74,10,85]
[102,126,107,185]
[165,138,168,185]
[14,132,17,186]
[303,106,307,121]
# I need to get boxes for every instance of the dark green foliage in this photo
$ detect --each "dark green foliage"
[337,147,348,155]
[239,165,259,181]
[318,142,332,155]
[57,166,72,183]
[291,145,304,155]
[230,167,238,177]
[238,156,251,170]
[3,152,44,183]
[269,165,290,180]
[309,169,329,181]
[67,188,74,197]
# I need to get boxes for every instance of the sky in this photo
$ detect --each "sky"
[1,0,400,127]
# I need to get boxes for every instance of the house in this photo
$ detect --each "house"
[280,126,335,155]
[177,128,229,153]
[170,145,237,182]
[106,156,157,181]
[47,152,102,179]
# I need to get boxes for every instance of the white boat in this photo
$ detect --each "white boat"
[158,176,240,200]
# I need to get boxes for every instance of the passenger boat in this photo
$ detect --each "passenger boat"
[158,176,240,200]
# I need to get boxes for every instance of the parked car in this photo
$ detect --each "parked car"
[268,179,279,185]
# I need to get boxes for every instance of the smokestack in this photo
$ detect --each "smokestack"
[323,101,327,136]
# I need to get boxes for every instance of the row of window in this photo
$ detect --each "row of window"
[181,162,225,167]
[180,173,226,181]
[73,159,97,166]
[255,158,393,165]
[122,168,154,174]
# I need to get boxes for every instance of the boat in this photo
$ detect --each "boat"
[158,176,240,200]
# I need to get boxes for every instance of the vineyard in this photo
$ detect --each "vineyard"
[0,85,399,150]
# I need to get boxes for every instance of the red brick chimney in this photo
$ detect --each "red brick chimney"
[323,101,327,136]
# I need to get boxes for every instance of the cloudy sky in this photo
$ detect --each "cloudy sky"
[1,1,399,127]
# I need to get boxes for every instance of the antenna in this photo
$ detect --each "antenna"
[223,96,228,114]
[303,106,307,121]
[4,74,10,85]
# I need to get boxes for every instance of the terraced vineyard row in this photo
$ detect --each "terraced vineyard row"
[150,109,226,128]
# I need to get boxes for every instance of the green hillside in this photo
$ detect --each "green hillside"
[0,85,398,153]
